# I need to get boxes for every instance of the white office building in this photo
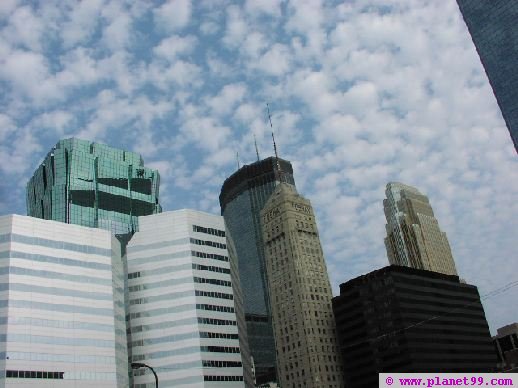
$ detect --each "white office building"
[0,214,128,387]
[127,210,246,387]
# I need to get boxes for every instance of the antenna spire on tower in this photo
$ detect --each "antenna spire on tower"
[236,151,240,170]
[271,132,279,160]
[254,134,260,161]
[267,102,283,182]
[267,103,279,159]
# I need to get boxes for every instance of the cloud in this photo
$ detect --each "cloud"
[205,83,247,116]
[0,0,517,334]
[153,34,197,62]
[61,0,104,48]
[153,0,192,33]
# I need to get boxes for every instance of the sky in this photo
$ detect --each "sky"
[0,0,517,334]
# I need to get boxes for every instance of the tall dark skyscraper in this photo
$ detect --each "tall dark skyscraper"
[27,138,161,235]
[333,266,497,388]
[456,0,518,153]
[219,156,295,385]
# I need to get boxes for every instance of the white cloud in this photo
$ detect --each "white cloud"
[0,0,517,334]
[61,0,105,48]
[2,5,44,52]
[153,0,192,33]
[153,34,197,62]
[244,0,282,17]
[205,83,247,116]
[222,6,247,48]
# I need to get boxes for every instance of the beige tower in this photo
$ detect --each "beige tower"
[384,182,458,276]
[260,182,344,388]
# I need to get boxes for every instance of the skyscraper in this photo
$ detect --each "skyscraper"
[126,210,251,387]
[219,156,295,385]
[333,266,497,388]
[0,214,129,387]
[456,0,518,154]
[383,182,457,276]
[261,183,344,388]
[27,138,161,235]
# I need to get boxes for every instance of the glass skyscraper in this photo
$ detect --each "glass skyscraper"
[219,156,295,385]
[456,0,518,154]
[26,138,161,235]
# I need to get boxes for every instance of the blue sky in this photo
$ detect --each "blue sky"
[0,0,516,334]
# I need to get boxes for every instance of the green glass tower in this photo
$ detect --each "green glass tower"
[27,138,161,234]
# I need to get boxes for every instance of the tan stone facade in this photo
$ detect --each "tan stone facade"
[261,183,344,388]
[384,182,458,276]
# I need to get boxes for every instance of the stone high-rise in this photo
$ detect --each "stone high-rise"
[260,182,344,388]
[383,182,457,276]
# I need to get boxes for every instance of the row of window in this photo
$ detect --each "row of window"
[200,332,238,339]
[128,262,229,282]
[3,282,113,301]
[3,351,115,364]
[129,289,194,305]
[190,238,226,250]
[194,276,232,287]
[129,304,195,319]
[128,237,190,254]
[201,346,240,353]
[6,370,63,379]
[5,370,117,381]
[5,299,114,317]
[131,344,241,361]
[202,360,242,368]
[129,276,231,293]
[204,375,244,381]
[130,317,198,333]
[193,225,225,237]
[195,290,233,300]
[129,276,192,292]
[196,304,235,313]
[2,333,115,348]
[130,331,239,348]
[193,263,230,274]
[0,266,111,286]
[128,250,191,266]
[3,316,114,332]
[1,233,111,256]
[192,250,229,262]
[198,317,237,326]
[4,250,111,271]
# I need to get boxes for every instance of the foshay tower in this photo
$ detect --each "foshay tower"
[261,182,344,388]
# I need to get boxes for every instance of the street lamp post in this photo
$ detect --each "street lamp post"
[131,362,158,388]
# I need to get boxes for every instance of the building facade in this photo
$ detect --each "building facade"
[219,157,296,385]
[26,138,161,236]
[384,182,457,276]
[332,266,496,388]
[260,183,344,388]
[493,323,518,372]
[126,210,251,387]
[0,215,128,387]
[456,0,518,153]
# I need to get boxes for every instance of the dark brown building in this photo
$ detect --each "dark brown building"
[332,266,497,388]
